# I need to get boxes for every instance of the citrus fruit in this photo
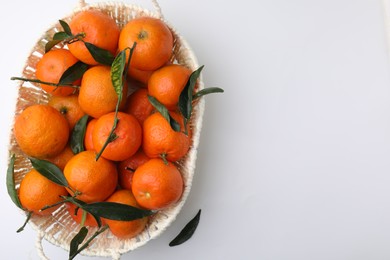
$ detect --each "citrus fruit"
[142,111,191,162]
[132,158,183,210]
[103,189,149,239]
[13,104,70,158]
[78,65,128,118]
[118,16,173,71]
[68,9,120,65]
[125,88,154,125]
[35,49,79,96]
[19,169,69,216]
[46,145,75,171]
[92,112,142,161]
[48,94,86,130]
[63,150,118,203]
[148,64,191,110]
[118,149,150,190]
[84,118,97,151]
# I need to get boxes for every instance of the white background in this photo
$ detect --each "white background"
[1,0,390,259]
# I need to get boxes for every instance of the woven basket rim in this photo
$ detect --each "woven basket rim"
[8,1,205,259]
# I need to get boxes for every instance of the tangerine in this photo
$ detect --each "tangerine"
[92,112,142,161]
[142,111,191,162]
[132,158,183,210]
[118,149,150,190]
[118,16,173,71]
[48,94,86,130]
[84,118,97,151]
[13,104,69,158]
[35,49,79,96]
[63,150,118,203]
[78,65,127,118]
[19,169,69,216]
[68,9,120,65]
[103,189,148,239]
[125,88,154,125]
[148,64,191,110]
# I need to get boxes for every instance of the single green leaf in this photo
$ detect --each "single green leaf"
[59,20,72,36]
[69,226,88,260]
[30,158,69,187]
[59,61,88,85]
[179,65,204,121]
[53,31,70,41]
[110,50,126,97]
[148,95,181,132]
[84,42,115,66]
[193,87,224,100]
[6,154,23,209]
[82,201,155,221]
[69,225,108,260]
[45,39,62,53]
[45,31,71,52]
[169,209,201,247]
[70,115,89,154]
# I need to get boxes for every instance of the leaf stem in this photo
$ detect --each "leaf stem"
[17,211,32,233]
[10,77,79,89]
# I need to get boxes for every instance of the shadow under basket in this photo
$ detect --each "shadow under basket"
[8,1,205,259]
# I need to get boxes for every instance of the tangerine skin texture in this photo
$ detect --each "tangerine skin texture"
[118,17,173,71]
[19,169,69,216]
[92,112,143,161]
[68,9,120,65]
[142,111,191,162]
[63,150,118,203]
[132,158,184,210]
[13,104,69,159]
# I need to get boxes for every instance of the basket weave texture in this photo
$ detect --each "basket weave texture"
[8,1,204,259]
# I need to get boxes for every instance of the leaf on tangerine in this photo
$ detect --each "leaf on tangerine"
[148,95,181,132]
[30,158,69,187]
[70,114,89,154]
[59,61,88,85]
[84,42,115,66]
[81,201,155,221]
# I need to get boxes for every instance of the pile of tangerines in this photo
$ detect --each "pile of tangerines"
[9,8,221,249]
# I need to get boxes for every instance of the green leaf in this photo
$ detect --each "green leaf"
[169,209,201,247]
[53,31,70,41]
[69,226,88,260]
[179,65,204,121]
[84,42,115,66]
[82,201,155,221]
[68,225,108,260]
[59,20,72,36]
[45,40,62,53]
[110,50,126,98]
[59,61,88,85]
[70,115,89,154]
[193,87,224,100]
[6,154,23,209]
[148,95,181,132]
[30,158,69,187]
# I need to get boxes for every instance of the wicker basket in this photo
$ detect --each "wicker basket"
[8,0,204,259]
